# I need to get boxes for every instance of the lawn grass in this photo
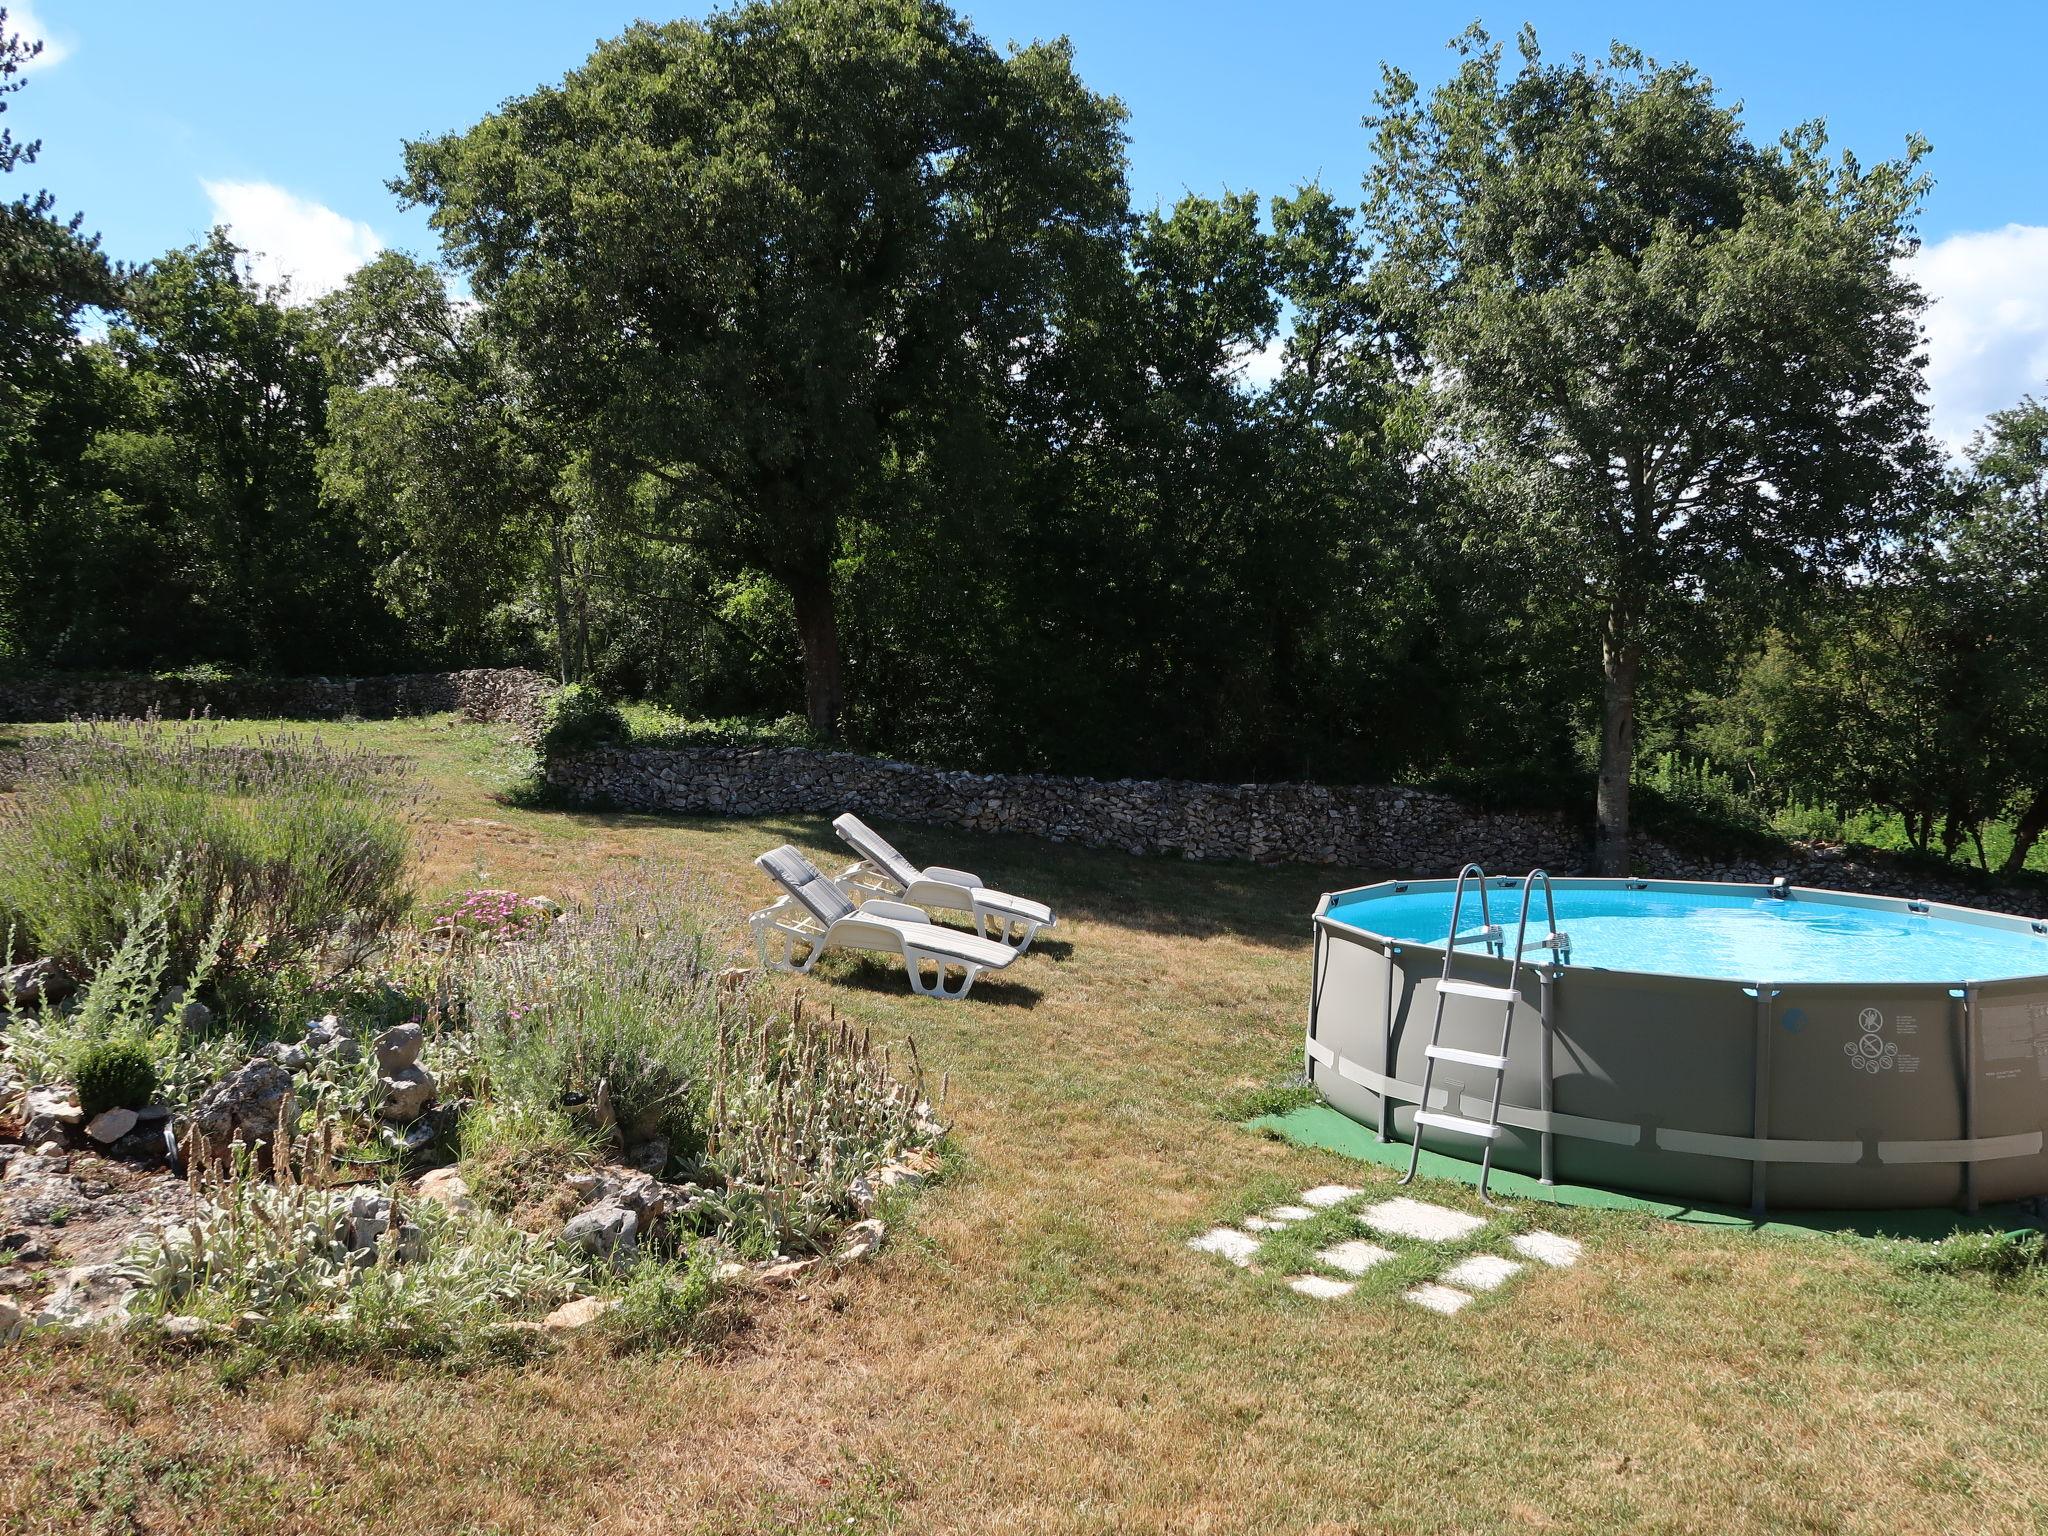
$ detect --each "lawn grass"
[5,716,2048,1534]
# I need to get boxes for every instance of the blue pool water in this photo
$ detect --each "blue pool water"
[1324,885,2048,985]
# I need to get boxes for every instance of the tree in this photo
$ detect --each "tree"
[1960,396,2048,871]
[0,5,120,670]
[318,251,594,680]
[1362,28,1933,871]
[395,0,1131,737]
[54,232,395,671]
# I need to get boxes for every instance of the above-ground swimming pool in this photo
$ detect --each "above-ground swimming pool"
[1308,876,2048,1211]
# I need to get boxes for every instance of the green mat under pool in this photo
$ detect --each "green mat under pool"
[1249,1103,2039,1241]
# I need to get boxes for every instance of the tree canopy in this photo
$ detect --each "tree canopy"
[1363,26,1935,871]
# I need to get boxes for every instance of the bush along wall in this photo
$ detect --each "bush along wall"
[546,742,2048,916]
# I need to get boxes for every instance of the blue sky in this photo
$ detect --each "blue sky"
[11,1,2048,442]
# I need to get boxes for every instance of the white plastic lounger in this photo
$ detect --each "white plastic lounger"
[749,845,1020,1000]
[832,812,1056,954]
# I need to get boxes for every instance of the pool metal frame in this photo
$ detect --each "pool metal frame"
[1308,875,2048,1214]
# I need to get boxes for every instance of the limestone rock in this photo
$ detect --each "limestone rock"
[304,1013,360,1063]
[376,1063,436,1123]
[541,1295,616,1330]
[559,1165,671,1261]
[21,1087,83,1145]
[413,1167,473,1215]
[2,958,73,1009]
[0,1297,21,1343]
[756,1256,817,1287]
[158,1314,226,1346]
[627,1137,669,1175]
[86,1107,139,1145]
[562,1202,638,1259]
[34,1263,144,1329]
[837,1219,886,1262]
[372,1023,425,1074]
[184,1058,295,1166]
[342,1192,423,1260]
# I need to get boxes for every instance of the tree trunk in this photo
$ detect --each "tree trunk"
[1593,621,1641,877]
[790,566,843,740]
[2004,788,2048,875]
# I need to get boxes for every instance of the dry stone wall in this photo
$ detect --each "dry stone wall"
[0,667,553,743]
[548,742,2048,916]
[549,744,1584,869]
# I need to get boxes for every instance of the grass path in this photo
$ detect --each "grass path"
[4,717,2046,1534]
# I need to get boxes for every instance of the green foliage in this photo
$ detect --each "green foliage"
[71,1037,157,1118]
[1904,1229,2048,1291]
[11,230,407,675]
[617,707,820,752]
[398,0,1132,738]
[1363,26,1934,872]
[537,682,627,757]
[1218,1075,1320,1122]
[0,721,416,975]
[128,1174,588,1355]
[605,1249,726,1351]
[451,868,732,1156]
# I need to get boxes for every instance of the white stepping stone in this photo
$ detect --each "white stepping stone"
[1510,1230,1583,1268]
[1316,1239,1396,1276]
[1359,1197,1487,1243]
[1243,1203,1317,1232]
[1404,1283,1473,1315]
[1441,1254,1523,1293]
[1287,1274,1355,1300]
[1188,1227,1261,1267]
[1299,1184,1360,1209]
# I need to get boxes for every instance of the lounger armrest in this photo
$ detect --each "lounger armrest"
[749,897,820,937]
[902,877,975,911]
[922,865,984,890]
[836,860,895,900]
[856,899,931,925]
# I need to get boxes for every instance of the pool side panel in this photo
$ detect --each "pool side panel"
[1969,977,2048,1205]
[1763,984,1967,1209]
[1309,877,2048,1210]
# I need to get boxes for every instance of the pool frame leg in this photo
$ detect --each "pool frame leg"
[1538,967,1556,1185]
[1749,986,1774,1221]
[1962,985,1980,1215]
[1379,944,1397,1142]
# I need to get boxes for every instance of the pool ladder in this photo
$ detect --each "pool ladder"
[1399,864,1571,1205]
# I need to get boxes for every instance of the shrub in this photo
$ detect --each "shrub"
[702,999,946,1255]
[619,708,820,751]
[128,1167,588,1357]
[453,867,736,1156]
[537,683,627,757]
[1907,1228,2048,1288]
[73,1037,158,1117]
[0,720,416,976]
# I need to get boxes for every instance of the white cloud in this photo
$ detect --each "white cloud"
[8,2,71,70]
[200,178,382,302]
[1910,223,2048,453]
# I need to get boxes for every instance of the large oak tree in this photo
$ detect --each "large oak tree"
[1363,28,1933,872]
[396,0,1130,737]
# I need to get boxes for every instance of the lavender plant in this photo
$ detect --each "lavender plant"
[0,718,418,976]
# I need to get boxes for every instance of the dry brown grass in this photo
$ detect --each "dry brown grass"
[3,718,2046,1534]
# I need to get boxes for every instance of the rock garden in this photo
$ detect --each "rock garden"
[0,720,942,1359]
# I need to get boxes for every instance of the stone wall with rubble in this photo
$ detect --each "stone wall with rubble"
[547,742,2048,916]
[0,667,553,743]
